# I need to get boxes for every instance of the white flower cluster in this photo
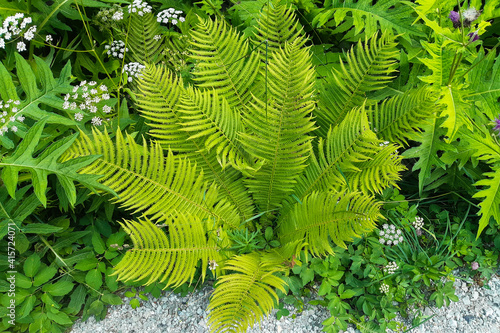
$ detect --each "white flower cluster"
[413,216,424,231]
[379,283,389,294]
[379,224,404,246]
[157,8,185,25]
[123,62,146,82]
[383,261,399,275]
[128,0,153,16]
[208,259,219,271]
[0,13,37,52]
[94,5,124,30]
[105,40,128,59]
[0,99,24,136]
[62,81,112,126]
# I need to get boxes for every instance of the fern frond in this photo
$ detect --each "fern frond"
[136,65,255,221]
[252,2,307,58]
[207,252,287,333]
[62,128,241,228]
[136,64,190,152]
[239,40,316,212]
[312,0,424,42]
[278,191,381,256]
[368,87,441,145]
[126,12,164,64]
[315,31,399,136]
[113,215,223,288]
[294,107,402,200]
[189,17,261,111]
[0,119,110,207]
[178,87,250,170]
[473,166,500,236]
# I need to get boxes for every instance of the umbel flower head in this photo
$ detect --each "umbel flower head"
[379,223,404,246]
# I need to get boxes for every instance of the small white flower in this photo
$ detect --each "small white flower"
[46,35,53,43]
[70,102,77,110]
[13,100,20,105]
[91,116,102,126]
[17,116,25,122]
[9,116,16,122]
[11,125,17,132]
[208,259,219,271]
[63,101,70,109]
[11,107,17,113]
[379,238,385,244]
[16,41,26,52]
[179,17,185,23]
[90,89,98,95]
[74,113,84,121]
[153,35,161,41]
[103,105,112,113]
[0,38,5,49]
[171,19,178,25]
[112,10,124,21]
[89,105,98,113]
[88,81,97,86]
[99,85,108,92]
[102,93,110,100]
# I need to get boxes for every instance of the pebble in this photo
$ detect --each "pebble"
[70,270,500,333]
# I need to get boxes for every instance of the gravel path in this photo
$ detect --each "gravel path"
[70,272,500,333]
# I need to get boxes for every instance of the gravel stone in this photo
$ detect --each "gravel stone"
[70,271,500,333]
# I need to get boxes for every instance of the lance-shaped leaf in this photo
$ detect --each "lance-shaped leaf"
[0,119,112,207]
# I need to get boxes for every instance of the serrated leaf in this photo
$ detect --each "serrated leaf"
[34,265,58,286]
[67,285,87,315]
[91,231,106,255]
[46,310,73,326]
[473,167,500,236]
[19,295,36,319]
[42,280,74,296]
[85,269,103,291]
[24,253,41,277]
[22,223,63,234]
[0,119,115,207]
[102,293,123,305]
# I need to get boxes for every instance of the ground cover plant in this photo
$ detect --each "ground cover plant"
[0,0,500,333]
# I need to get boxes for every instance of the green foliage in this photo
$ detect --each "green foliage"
[0,119,110,207]
[312,0,425,42]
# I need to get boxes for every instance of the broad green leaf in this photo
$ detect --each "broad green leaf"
[102,293,123,305]
[91,231,106,255]
[24,253,41,277]
[42,280,74,296]
[34,265,58,287]
[19,295,36,319]
[16,274,32,289]
[46,310,73,326]
[85,269,103,291]
[74,257,98,271]
[67,285,87,315]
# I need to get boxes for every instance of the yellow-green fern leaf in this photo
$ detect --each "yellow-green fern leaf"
[278,191,381,256]
[136,64,255,222]
[127,12,164,64]
[113,215,224,288]
[252,2,307,60]
[178,87,251,170]
[189,17,261,111]
[240,40,316,212]
[62,128,240,228]
[207,252,288,333]
[294,107,402,200]
[136,64,190,152]
[316,31,398,136]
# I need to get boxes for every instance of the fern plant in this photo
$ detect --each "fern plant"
[58,2,445,332]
